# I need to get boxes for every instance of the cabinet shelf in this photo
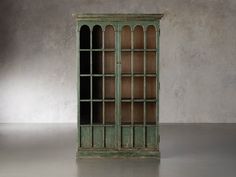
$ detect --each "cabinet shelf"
[80,49,115,51]
[121,73,158,77]
[80,99,115,102]
[121,49,158,52]
[121,99,158,102]
[80,74,115,77]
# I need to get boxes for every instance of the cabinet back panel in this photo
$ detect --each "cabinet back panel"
[104,25,115,49]
[93,102,103,123]
[133,52,144,73]
[92,25,102,49]
[146,77,156,98]
[146,103,156,123]
[134,103,144,123]
[92,52,102,74]
[121,52,131,73]
[105,102,115,124]
[80,25,90,49]
[121,103,131,123]
[146,25,156,49]
[104,77,115,98]
[80,52,90,74]
[121,26,131,49]
[121,77,131,98]
[104,52,115,74]
[146,52,156,73]
[134,26,144,49]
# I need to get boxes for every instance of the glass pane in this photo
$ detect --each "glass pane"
[146,77,156,99]
[80,25,90,49]
[80,102,90,124]
[133,52,143,73]
[93,102,103,124]
[92,25,102,49]
[121,52,131,73]
[146,52,156,74]
[134,25,144,49]
[105,77,115,99]
[92,77,102,99]
[122,77,131,99]
[134,103,143,124]
[104,52,115,74]
[146,103,156,124]
[121,25,131,49]
[104,25,115,49]
[134,77,144,99]
[105,102,115,124]
[122,103,131,124]
[92,51,102,74]
[146,25,156,49]
[80,77,90,99]
[80,51,90,74]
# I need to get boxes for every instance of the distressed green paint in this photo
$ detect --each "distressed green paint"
[81,126,92,148]
[73,14,164,22]
[105,126,116,148]
[134,126,144,147]
[146,126,157,148]
[156,24,160,147]
[77,149,160,159]
[76,22,81,148]
[121,127,132,148]
[93,126,103,148]
[75,14,162,158]
[114,22,119,149]
[117,23,122,149]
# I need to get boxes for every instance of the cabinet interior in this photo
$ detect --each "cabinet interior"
[80,24,157,125]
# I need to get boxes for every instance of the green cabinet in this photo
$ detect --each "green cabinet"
[74,14,163,158]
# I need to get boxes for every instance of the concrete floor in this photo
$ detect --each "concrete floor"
[0,124,236,177]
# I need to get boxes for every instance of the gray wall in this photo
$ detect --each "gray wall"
[0,0,236,123]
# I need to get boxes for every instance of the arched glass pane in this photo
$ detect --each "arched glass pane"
[121,25,131,49]
[104,25,115,49]
[146,25,156,49]
[92,25,102,49]
[134,25,144,49]
[80,25,90,49]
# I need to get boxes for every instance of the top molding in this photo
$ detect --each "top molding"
[72,14,164,21]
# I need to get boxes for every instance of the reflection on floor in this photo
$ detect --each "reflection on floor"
[0,124,236,177]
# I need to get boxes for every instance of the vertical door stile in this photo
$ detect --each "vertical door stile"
[115,23,118,149]
[77,22,81,148]
[102,27,105,148]
[156,23,159,148]
[90,26,93,148]
[131,26,134,148]
[116,23,121,149]
[143,25,147,148]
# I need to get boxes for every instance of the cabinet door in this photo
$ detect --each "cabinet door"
[119,23,159,149]
[78,23,118,149]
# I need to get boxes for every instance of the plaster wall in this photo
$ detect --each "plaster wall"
[0,0,236,122]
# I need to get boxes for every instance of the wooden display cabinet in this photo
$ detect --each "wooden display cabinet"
[74,14,163,158]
